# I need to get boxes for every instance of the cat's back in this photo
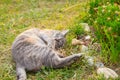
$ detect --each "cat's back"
[11,28,57,56]
[15,28,40,40]
[12,28,40,44]
[11,28,44,56]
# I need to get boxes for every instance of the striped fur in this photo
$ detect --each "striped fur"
[11,28,84,80]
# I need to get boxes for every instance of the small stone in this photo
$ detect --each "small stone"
[85,56,94,66]
[95,62,104,68]
[85,35,91,40]
[80,45,88,52]
[92,43,101,52]
[97,67,118,79]
[80,23,90,32]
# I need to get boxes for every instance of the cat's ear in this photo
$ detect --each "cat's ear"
[61,29,69,36]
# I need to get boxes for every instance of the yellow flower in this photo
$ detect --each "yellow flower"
[102,9,105,13]
[94,20,97,23]
[117,18,120,21]
[102,5,107,8]
[115,11,119,15]
[107,17,111,20]
[108,10,111,13]
[94,8,98,12]
[114,3,118,6]
[107,27,112,32]
[106,2,109,5]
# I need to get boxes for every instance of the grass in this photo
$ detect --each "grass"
[0,0,119,80]
[0,0,89,80]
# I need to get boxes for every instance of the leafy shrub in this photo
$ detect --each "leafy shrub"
[69,23,84,36]
[84,0,120,63]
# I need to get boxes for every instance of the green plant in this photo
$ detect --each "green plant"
[69,23,84,37]
[83,0,120,63]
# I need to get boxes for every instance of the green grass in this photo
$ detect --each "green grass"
[0,0,119,80]
[0,0,89,80]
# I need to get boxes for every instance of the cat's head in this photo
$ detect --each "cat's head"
[53,30,69,49]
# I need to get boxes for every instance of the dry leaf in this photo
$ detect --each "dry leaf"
[71,38,85,45]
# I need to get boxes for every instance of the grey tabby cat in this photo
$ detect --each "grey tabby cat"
[11,28,84,80]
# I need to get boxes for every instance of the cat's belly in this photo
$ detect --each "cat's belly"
[24,61,42,71]
[23,55,43,71]
[26,65,41,71]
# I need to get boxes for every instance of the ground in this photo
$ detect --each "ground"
[0,0,119,80]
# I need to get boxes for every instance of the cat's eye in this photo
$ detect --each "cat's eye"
[55,39,61,42]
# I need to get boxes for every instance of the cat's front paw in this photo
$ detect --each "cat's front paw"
[73,53,85,58]
[77,53,85,57]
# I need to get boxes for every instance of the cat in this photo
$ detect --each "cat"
[11,28,84,80]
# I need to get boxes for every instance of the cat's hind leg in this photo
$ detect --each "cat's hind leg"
[16,64,26,80]
[52,53,84,68]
